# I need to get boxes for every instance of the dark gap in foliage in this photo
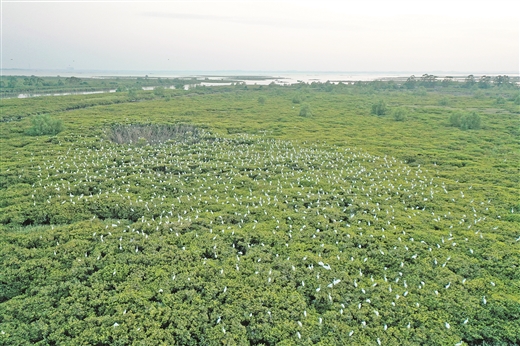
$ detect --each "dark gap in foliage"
[22,218,34,226]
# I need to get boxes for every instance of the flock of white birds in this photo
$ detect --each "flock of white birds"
[12,131,517,344]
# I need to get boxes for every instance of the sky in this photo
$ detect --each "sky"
[1,0,519,73]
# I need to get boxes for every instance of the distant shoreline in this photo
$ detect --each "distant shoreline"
[1,69,518,80]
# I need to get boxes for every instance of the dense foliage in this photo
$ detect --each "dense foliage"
[26,114,63,136]
[449,112,482,130]
[0,81,519,345]
[299,103,313,117]
[371,100,388,116]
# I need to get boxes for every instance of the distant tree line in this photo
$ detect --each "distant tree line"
[0,75,199,97]
[404,74,515,90]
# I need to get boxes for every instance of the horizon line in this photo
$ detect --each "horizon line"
[2,68,519,74]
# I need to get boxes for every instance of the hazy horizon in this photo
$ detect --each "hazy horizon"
[3,69,517,82]
[2,0,519,73]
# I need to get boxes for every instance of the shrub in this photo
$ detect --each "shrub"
[449,113,462,128]
[460,112,481,130]
[438,97,449,106]
[258,96,266,105]
[392,108,407,121]
[299,103,312,117]
[153,86,165,97]
[127,88,139,101]
[292,95,302,104]
[449,112,481,130]
[495,96,506,105]
[371,100,387,116]
[26,115,63,136]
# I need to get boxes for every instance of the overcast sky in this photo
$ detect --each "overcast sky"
[2,0,518,73]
